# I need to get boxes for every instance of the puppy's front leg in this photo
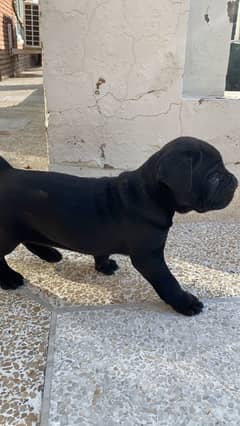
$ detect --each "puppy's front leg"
[131,250,203,316]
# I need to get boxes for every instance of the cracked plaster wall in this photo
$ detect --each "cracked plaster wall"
[41,0,240,178]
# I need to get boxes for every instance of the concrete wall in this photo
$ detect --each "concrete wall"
[183,0,233,97]
[41,0,240,179]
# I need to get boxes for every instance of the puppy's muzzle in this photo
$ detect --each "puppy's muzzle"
[210,172,238,210]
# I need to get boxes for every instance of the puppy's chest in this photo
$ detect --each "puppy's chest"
[122,218,169,251]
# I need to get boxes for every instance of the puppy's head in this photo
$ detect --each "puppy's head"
[155,137,238,214]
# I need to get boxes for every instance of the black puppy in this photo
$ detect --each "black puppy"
[0,137,237,315]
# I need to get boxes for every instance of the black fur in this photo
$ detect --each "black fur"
[0,137,237,315]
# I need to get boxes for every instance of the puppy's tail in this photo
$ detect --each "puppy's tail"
[0,156,12,172]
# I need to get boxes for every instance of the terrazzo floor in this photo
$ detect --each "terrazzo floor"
[0,221,239,425]
[6,222,240,309]
[43,301,240,426]
[0,290,50,425]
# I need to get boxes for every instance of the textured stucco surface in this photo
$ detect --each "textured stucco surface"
[41,0,240,180]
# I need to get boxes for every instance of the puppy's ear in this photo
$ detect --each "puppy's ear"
[158,151,200,204]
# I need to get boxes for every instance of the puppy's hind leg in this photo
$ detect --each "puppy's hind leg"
[0,257,24,289]
[24,243,62,263]
[94,255,119,275]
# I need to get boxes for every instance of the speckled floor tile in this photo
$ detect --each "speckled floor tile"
[44,301,240,426]
[0,289,50,426]
[5,222,240,307]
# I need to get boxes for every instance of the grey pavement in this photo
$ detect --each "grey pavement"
[0,68,48,170]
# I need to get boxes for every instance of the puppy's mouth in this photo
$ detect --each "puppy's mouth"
[175,173,238,214]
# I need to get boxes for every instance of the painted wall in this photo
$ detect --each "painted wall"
[41,0,240,179]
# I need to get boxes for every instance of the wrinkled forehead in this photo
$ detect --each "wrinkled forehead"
[199,142,223,165]
[178,138,224,164]
[160,138,225,168]
[181,138,221,156]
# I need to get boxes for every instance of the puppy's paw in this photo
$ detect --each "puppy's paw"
[0,270,24,290]
[173,291,204,316]
[95,259,119,275]
[41,248,62,263]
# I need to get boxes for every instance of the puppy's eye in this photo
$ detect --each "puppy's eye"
[209,172,221,185]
